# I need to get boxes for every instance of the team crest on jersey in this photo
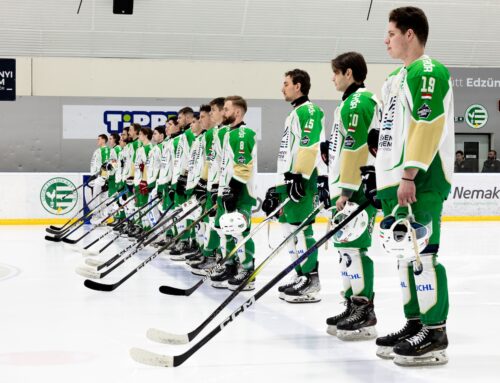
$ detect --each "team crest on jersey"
[237,155,246,164]
[301,135,310,145]
[344,135,355,148]
[417,103,432,119]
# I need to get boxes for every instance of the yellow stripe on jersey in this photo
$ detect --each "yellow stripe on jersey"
[293,144,318,179]
[201,162,209,181]
[405,115,445,169]
[339,144,368,189]
[234,160,254,183]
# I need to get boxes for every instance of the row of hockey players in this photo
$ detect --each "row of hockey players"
[87,6,452,367]
[261,6,451,367]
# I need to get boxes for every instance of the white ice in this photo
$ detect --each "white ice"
[0,221,499,383]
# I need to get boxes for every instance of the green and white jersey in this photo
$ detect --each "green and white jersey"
[172,127,196,186]
[157,137,175,186]
[146,141,162,187]
[186,132,206,191]
[208,125,230,190]
[123,139,143,180]
[277,101,325,187]
[328,88,379,199]
[134,143,152,186]
[109,145,122,180]
[376,55,454,200]
[218,123,257,206]
[90,146,111,176]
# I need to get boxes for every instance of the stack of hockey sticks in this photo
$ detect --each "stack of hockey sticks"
[44,188,128,243]
[76,197,215,292]
[129,200,371,367]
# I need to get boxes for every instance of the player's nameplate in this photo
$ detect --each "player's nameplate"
[0,58,16,101]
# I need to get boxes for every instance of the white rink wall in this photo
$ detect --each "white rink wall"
[0,173,500,222]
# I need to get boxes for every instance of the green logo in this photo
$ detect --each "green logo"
[40,177,78,215]
[465,104,488,129]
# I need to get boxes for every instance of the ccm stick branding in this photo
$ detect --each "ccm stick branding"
[220,296,256,329]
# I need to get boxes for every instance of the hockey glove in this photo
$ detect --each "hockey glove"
[317,176,331,209]
[367,128,380,158]
[139,163,145,172]
[139,180,148,196]
[284,172,306,203]
[360,165,381,209]
[194,179,207,202]
[262,186,280,217]
[176,175,187,196]
[101,181,109,193]
[156,184,164,199]
[168,187,175,201]
[221,178,244,212]
[320,141,330,166]
[210,184,219,205]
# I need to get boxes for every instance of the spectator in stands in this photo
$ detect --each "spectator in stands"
[482,150,500,173]
[454,150,472,172]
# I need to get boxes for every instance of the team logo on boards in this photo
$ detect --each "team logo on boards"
[465,104,488,129]
[40,177,78,215]
[103,111,178,133]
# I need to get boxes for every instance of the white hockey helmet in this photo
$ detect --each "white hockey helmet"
[331,202,369,244]
[379,204,432,260]
[219,211,248,235]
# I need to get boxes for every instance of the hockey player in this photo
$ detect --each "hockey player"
[189,100,227,273]
[177,112,209,262]
[89,134,111,225]
[155,117,181,248]
[210,96,257,290]
[372,6,453,366]
[321,52,379,340]
[133,127,155,233]
[147,126,166,228]
[169,107,198,258]
[263,69,325,303]
[122,123,143,236]
[108,133,125,222]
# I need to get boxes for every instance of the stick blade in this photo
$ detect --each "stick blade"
[158,285,191,296]
[129,347,174,367]
[85,258,103,267]
[49,225,63,230]
[62,237,78,244]
[146,328,189,345]
[75,266,101,279]
[82,248,99,256]
[83,278,116,292]
[44,235,61,242]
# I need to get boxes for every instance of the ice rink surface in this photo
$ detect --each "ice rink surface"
[0,221,499,383]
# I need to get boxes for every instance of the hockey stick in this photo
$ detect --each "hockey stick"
[62,194,136,245]
[78,199,202,276]
[77,202,179,274]
[148,202,322,345]
[82,200,211,291]
[46,187,107,233]
[80,195,161,253]
[158,197,291,297]
[44,190,127,242]
[84,200,175,265]
[130,200,371,367]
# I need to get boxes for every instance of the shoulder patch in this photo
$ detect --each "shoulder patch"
[344,135,355,148]
[301,135,310,145]
[417,103,432,119]
[237,155,246,164]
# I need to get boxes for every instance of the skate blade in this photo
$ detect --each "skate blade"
[393,350,448,367]
[284,292,321,304]
[326,325,338,336]
[228,282,255,291]
[211,281,229,289]
[169,255,186,261]
[337,326,377,341]
[376,346,396,359]
[190,269,208,276]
